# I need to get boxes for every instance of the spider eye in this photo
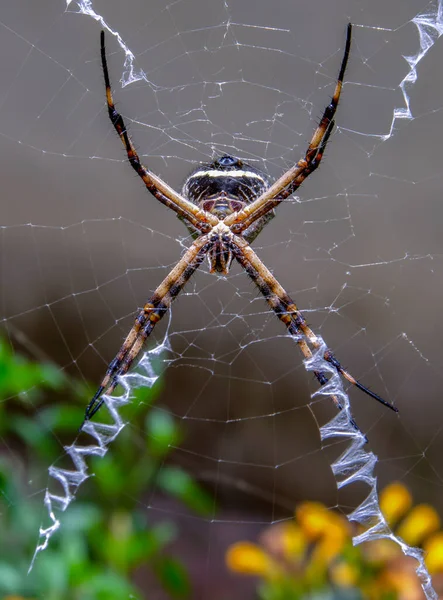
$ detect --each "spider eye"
[217,155,240,168]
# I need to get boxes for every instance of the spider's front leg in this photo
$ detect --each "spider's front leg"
[100,31,217,233]
[225,23,352,234]
[229,234,398,432]
[82,234,213,426]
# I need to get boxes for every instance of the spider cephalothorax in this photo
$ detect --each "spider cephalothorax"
[82,25,398,431]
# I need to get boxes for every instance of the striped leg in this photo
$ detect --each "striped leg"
[230,234,398,419]
[82,234,212,424]
[100,31,217,232]
[225,24,352,234]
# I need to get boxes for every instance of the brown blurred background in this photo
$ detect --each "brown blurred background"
[1,0,443,596]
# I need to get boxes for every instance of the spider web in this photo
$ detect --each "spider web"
[1,0,443,597]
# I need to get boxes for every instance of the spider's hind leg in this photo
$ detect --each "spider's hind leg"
[81,234,212,427]
[230,234,398,439]
[242,210,275,244]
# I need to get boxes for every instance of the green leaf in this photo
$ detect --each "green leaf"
[79,569,140,599]
[9,415,56,456]
[0,562,23,594]
[157,466,214,516]
[32,550,69,593]
[0,338,65,400]
[155,556,191,598]
[37,404,84,433]
[146,408,181,456]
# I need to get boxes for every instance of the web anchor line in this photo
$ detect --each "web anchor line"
[305,340,437,600]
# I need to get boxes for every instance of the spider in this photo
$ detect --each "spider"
[82,25,398,431]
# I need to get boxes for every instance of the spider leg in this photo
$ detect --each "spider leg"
[229,234,398,424]
[82,234,212,426]
[225,24,352,233]
[100,31,217,232]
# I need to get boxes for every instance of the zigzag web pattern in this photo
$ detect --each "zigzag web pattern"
[30,336,170,571]
[29,2,443,597]
[383,0,443,140]
[307,341,437,600]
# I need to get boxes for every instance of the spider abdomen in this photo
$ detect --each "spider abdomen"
[183,155,269,208]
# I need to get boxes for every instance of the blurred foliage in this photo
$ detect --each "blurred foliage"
[227,483,443,599]
[4,336,443,600]
[0,337,213,599]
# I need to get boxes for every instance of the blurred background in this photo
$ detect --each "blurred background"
[1,0,443,598]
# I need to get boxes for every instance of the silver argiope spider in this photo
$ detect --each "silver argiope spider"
[82,25,398,431]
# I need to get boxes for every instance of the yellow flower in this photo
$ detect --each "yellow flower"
[281,522,305,558]
[424,532,443,573]
[331,561,359,588]
[226,482,443,598]
[260,521,305,561]
[296,502,331,540]
[297,502,350,564]
[226,542,278,578]
[397,504,440,546]
[380,482,412,526]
